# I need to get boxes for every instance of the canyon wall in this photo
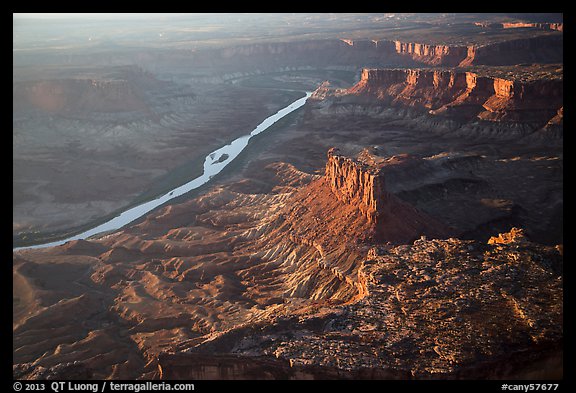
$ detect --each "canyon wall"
[208,35,562,70]
[462,35,563,66]
[13,35,562,76]
[502,22,563,31]
[343,68,563,126]
[12,67,161,114]
[392,40,469,66]
[323,148,450,243]
[13,79,145,114]
[325,148,386,223]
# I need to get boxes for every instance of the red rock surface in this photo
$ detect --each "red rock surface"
[336,68,562,126]
[324,148,450,243]
[12,142,563,380]
[176,230,562,379]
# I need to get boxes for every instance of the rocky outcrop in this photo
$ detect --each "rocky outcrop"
[323,148,450,243]
[178,229,563,379]
[13,148,562,379]
[337,68,563,127]
[488,226,527,244]
[393,41,469,66]
[325,147,385,223]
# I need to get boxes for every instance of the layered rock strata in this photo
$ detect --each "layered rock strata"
[12,148,563,379]
[325,147,386,223]
[204,35,563,70]
[461,36,563,67]
[323,67,562,129]
[324,148,450,243]
[12,150,451,379]
[475,22,563,32]
[173,229,563,379]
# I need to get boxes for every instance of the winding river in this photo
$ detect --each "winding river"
[15,92,312,251]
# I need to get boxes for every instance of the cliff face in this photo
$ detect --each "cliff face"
[501,22,563,31]
[325,148,385,223]
[322,148,449,243]
[208,35,561,69]
[343,68,563,126]
[336,36,561,67]
[392,41,469,66]
[477,22,564,32]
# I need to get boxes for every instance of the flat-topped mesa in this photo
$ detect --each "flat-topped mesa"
[326,147,386,224]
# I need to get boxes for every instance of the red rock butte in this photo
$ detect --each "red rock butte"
[324,147,450,244]
[326,147,386,223]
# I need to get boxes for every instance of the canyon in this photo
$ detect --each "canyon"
[13,27,562,246]
[13,65,303,244]
[13,148,563,379]
[13,13,562,381]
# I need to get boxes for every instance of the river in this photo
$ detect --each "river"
[14,92,312,251]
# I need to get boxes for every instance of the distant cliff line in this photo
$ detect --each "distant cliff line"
[474,21,563,32]
[13,34,563,73]
[213,35,563,68]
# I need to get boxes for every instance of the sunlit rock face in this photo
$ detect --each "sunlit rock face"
[344,68,563,125]
[324,148,450,243]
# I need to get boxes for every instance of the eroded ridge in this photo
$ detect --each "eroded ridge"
[13,152,562,380]
[174,229,562,379]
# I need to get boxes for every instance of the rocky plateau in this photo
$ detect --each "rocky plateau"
[13,13,563,381]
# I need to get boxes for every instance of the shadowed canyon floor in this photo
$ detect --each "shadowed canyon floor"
[14,13,562,380]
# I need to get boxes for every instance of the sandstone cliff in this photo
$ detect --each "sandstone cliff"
[13,150,562,379]
[204,35,562,69]
[323,148,449,243]
[325,147,385,223]
[461,35,563,67]
[333,67,563,127]
[391,40,469,66]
